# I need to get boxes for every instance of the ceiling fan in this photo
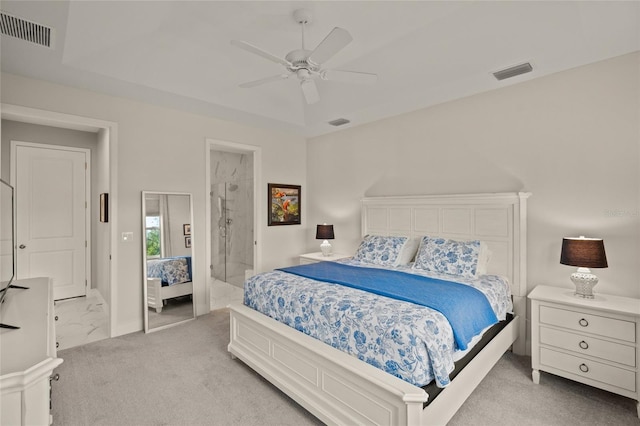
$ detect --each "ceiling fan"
[231,9,377,105]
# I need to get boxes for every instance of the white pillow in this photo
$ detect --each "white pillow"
[476,243,492,276]
[396,237,421,265]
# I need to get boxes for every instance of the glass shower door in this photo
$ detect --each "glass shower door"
[211,180,253,288]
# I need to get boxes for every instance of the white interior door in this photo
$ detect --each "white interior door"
[15,144,89,300]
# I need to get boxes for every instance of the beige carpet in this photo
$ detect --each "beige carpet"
[52,309,639,426]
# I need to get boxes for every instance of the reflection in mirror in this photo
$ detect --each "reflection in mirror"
[142,191,195,332]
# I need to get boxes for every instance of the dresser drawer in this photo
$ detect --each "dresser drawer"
[540,347,636,392]
[539,305,636,343]
[540,326,636,367]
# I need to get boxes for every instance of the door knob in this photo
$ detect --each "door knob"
[19,244,26,249]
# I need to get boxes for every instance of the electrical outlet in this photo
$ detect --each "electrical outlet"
[121,232,133,242]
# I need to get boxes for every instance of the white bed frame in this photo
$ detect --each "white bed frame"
[146,278,193,313]
[228,192,531,425]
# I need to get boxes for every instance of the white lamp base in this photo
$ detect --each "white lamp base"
[571,267,599,299]
[320,240,332,256]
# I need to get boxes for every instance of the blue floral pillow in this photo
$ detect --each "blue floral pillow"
[413,236,482,278]
[353,235,409,266]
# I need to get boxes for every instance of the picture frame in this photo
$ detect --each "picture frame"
[268,183,301,226]
[183,224,191,236]
[99,193,109,223]
[185,236,191,248]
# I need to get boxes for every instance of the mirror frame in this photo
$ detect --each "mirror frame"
[0,179,15,306]
[142,191,196,333]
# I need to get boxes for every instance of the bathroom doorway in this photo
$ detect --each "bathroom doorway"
[205,139,260,310]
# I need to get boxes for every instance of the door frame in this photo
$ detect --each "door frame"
[204,138,261,308]
[11,141,92,299]
[2,103,118,337]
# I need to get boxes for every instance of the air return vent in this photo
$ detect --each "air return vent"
[328,118,350,127]
[493,62,533,81]
[0,11,52,48]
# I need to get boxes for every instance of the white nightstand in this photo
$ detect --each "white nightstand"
[528,285,640,417]
[299,252,351,265]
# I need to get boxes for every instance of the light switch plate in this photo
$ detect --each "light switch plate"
[122,232,133,242]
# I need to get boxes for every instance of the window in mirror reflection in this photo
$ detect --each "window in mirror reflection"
[145,215,161,258]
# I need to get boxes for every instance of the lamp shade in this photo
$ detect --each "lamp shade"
[316,224,334,240]
[560,237,608,268]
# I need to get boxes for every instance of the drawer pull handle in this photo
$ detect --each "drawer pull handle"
[578,340,589,350]
[579,363,589,373]
[578,318,589,327]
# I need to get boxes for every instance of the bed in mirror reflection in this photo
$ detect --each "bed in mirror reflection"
[142,191,195,332]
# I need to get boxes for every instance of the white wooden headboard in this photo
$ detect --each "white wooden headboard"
[361,192,531,354]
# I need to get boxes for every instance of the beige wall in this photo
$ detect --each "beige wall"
[307,52,640,300]
[1,72,308,335]
[2,51,638,338]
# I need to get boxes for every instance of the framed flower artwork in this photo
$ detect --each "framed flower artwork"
[268,183,301,226]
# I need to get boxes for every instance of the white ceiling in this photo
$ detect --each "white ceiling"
[1,1,639,137]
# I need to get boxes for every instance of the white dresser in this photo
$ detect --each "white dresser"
[299,252,351,265]
[0,277,63,425]
[529,285,639,417]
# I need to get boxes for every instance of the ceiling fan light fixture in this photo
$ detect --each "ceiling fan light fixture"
[297,68,311,80]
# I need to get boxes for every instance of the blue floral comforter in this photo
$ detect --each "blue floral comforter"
[243,259,512,388]
[147,256,192,286]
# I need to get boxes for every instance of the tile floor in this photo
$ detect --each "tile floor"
[54,289,109,351]
[54,280,240,351]
[210,279,243,311]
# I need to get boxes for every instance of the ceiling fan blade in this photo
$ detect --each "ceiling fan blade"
[308,27,353,65]
[239,74,291,88]
[230,40,290,67]
[322,69,378,84]
[300,79,320,104]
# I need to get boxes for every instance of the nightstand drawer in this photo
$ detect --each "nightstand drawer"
[540,305,636,343]
[540,347,636,392]
[540,326,636,367]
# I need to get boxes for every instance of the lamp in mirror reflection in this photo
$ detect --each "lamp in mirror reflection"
[316,224,335,256]
[560,236,608,299]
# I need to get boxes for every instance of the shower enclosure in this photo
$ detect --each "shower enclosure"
[211,179,253,288]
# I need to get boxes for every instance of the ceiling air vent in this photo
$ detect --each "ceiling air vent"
[0,11,53,48]
[493,62,533,81]
[328,118,350,127]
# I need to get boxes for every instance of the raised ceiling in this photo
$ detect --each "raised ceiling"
[1,1,639,137]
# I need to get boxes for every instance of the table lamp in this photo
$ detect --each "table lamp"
[316,224,335,256]
[560,236,608,299]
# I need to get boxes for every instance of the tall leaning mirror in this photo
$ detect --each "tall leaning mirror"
[142,191,195,332]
